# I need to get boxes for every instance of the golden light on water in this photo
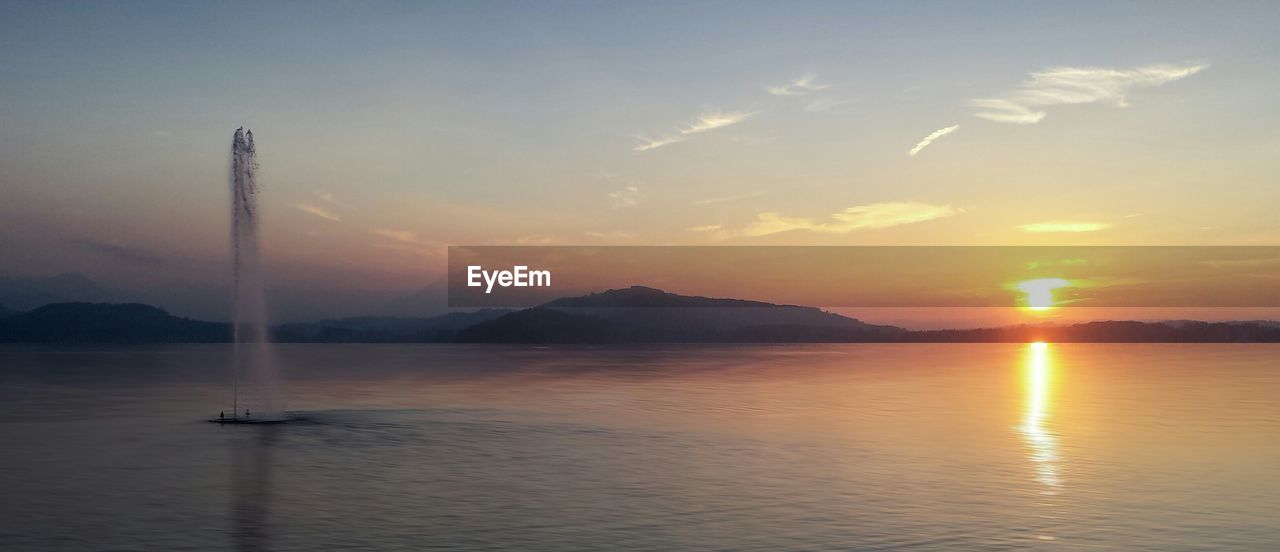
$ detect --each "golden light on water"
[1016,278,1070,311]
[1021,341,1060,489]
[1021,341,1065,543]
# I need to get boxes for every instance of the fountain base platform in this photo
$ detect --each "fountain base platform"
[208,414,292,424]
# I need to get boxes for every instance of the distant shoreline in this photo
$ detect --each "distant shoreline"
[3,296,1278,344]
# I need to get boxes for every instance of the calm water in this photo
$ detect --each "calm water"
[1,344,1278,551]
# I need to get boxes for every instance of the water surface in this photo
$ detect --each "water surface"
[1,343,1277,551]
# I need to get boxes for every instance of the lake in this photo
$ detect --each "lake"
[1,343,1277,551]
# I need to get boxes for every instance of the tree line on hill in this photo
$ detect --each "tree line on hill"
[2,286,1279,344]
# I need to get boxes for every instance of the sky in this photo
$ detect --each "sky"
[1,1,1278,322]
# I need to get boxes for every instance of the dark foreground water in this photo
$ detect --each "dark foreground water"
[1,343,1278,551]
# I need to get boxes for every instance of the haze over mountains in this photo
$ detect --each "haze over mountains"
[0,273,452,322]
[457,286,904,343]
[3,286,1279,344]
[0,273,111,312]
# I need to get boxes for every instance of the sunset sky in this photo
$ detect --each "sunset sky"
[2,2,1278,322]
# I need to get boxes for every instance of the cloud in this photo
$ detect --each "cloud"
[584,230,638,240]
[514,234,558,245]
[634,109,755,152]
[768,75,853,112]
[71,238,168,267]
[743,201,961,237]
[370,228,443,246]
[688,224,732,240]
[315,190,352,209]
[908,125,960,156]
[292,192,350,222]
[681,111,755,134]
[634,135,687,152]
[692,190,766,205]
[971,63,1207,124]
[369,228,445,256]
[768,74,828,96]
[1019,221,1112,233]
[292,203,341,222]
[968,99,1045,125]
[609,186,642,209]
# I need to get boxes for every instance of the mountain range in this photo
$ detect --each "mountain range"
[0,273,456,323]
[457,286,904,343]
[2,285,1279,343]
[0,273,111,311]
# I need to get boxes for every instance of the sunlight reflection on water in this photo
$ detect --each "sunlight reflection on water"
[1020,342,1062,543]
[1,344,1279,551]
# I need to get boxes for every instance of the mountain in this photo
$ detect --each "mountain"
[0,304,19,320]
[1162,319,1280,330]
[911,320,1280,343]
[0,303,228,343]
[274,309,510,342]
[1,291,1277,344]
[543,286,786,308]
[458,286,907,343]
[377,277,449,318]
[0,273,112,311]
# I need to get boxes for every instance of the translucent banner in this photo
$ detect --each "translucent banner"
[447,246,1280,308]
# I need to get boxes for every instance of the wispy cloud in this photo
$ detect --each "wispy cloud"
[768,74,828,96]
[682,111,755,134]
[634,109,755,152]
[514,234,558,245]
[584,230,639,240]
[372,228,420,243]
[370,228,446,256]
[688,224,732,240]
[71,238,169,267]
[968,98,1046,124]
[315,190,351,209]
[1019,221,1112,233]
[609,186,642,209]
[742,201,960,237]
[971,63,1207,124]
[908,125,960,156]
[293,202,341,222]
[634,135,688,152]
[692,190,767,205]
[768,74,854,112]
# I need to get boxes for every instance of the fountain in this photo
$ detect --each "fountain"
[213,127,286,424]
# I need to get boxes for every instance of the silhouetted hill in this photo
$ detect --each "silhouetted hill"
[1,295,1277,344]
[377,277,450,318]
[911,320,1280,343]
[0,303,506,344]
[0,302,228,343]
[0,273,112,311]
[0,304,19,320]
[275,309,510,342]
[459,287,906,343]
[544,286,781,308]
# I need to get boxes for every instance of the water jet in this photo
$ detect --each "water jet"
[212,127,287,424]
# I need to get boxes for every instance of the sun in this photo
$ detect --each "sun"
[1016,278,1070,311]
